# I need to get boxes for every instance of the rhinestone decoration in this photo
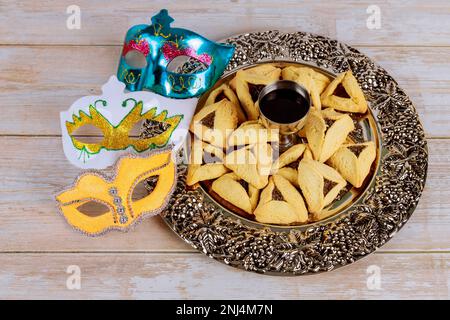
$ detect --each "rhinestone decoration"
[109,187,127,224]
[144,31,428,275]
[109,187,118,196]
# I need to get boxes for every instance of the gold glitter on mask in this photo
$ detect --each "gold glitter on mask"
[66,101,183,155]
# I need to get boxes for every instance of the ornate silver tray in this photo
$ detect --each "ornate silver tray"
[154,31,428,275]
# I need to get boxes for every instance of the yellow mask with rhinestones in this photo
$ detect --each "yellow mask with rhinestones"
[55,149,176,236]
[66,101,183,155]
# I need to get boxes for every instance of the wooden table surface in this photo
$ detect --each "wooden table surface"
[1,0,449,299]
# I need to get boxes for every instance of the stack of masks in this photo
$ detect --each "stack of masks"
[56,9,234,236]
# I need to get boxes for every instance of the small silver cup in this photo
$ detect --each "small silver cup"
[257,80,311,151]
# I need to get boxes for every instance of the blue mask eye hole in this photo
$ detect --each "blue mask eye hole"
[166,55,208,75]
[124,50,148,69]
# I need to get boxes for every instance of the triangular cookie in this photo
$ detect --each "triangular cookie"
[248,184,260,212]
[276,167,299,188]
[328,141,376,188]
[211,173,256,214]
[297,158,346,214]
[235,64,281,120]
[224,145,269,189]
[282,66,330,110]
[205,83,246,123]
[227,120,278,147]
[320,70,368,113]
[251,142,274,176]
[229,75,237,92]
[304,108,354,163]
[189,99,238,148]
[254,175,308,224]
[271,143,306,172]
[186,139,228,186]
[302,145,314,160]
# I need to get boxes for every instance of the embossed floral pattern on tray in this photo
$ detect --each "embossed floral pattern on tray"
[145,31,428,275]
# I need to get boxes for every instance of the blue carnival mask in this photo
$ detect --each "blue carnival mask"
[117,9,235,99]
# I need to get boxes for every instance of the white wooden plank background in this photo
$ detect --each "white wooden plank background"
[1,253,449,299]
[0,0,449,299]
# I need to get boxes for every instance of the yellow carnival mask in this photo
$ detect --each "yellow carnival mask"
[60,76,197,169]
[55,148,176,236]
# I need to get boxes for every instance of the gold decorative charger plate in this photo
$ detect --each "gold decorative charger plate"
[143,31,428,275]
